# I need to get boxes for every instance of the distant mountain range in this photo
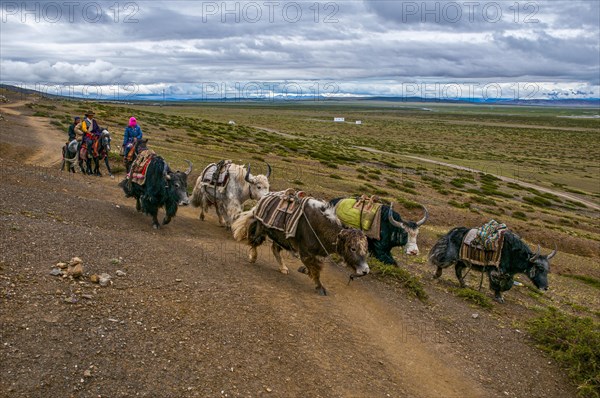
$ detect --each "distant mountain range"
[2,84,599,107]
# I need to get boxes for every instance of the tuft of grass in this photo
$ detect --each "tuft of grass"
[448,199,470,209]
[512,211,528,220]
[562,274,600,290]
[452,288,494,309]
[526,307,600,397]
[523,195,553,207]
[370,259,428,301]
[396,196,422,210]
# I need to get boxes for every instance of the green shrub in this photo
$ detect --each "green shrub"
[371,259,428,301]
[523,195,553,207]
[448,200,470,209]
[452,288,493,309]
[470,195,497,206]
[397,197,421,210]
[513,211,528,220]
[526,307,600,397]
[562,274,600,290]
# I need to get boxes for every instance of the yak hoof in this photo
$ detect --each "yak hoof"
[279,267,289,275]
[494,294,505,304]
[297,266,308,275]
[162,217,171,225]
[433,268,443,279]
[152,224,160,230]
[316,286,327,296]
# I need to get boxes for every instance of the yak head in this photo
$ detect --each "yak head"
[387,203,429,255]
[166,160,193,206]
[526,244,557,291]
[337,228,370,276]
[244,163,271,200]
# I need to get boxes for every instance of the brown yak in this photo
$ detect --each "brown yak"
[232,195,370,295]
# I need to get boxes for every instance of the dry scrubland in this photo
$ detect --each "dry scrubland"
[4,89,600,396]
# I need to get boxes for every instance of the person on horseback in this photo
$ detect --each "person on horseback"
[123,117,143,155]
[79,111,101,154]
[123,117,143,171]
[67,116,80,143]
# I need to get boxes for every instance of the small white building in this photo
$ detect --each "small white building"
[355,120,362,125]
[228,120,236,125]
[334,117,345,122]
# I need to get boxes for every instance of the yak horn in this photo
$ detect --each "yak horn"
[245,164,252,183]
[388,203,404,228]
[529,245,541,261]
[547,243,558,260]
[184,159,193,175]
[416,206,429,227]
[266,163,272,178]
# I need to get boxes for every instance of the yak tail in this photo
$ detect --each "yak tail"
[190,177,203,208]
[232,210,255,242]
[429,227,467,269]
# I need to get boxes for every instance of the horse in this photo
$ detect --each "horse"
[61,140,80,173]
[91,130,113,177]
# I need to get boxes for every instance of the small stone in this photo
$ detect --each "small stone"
[67,263,84,278]
[472,313,479,319]
[68,257,82,267]
[64,296,78,304]
[82,294,93,300]
[116,270,126,277]
[50,268,63,277]
[89,274,99,283]
[56,262,68,269]
[266,387,272,393]
[175,279,182,283]
[84,370,92,378]
[99,273,111,287]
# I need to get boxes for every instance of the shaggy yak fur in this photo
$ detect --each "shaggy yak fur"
[232,199,370,296]
[429,227,556,303]
[120,156,191,229]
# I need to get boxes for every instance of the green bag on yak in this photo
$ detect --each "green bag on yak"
[335,198,381,231]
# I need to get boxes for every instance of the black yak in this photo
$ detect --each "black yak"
[429,227,557,303]
[120,157,192,229]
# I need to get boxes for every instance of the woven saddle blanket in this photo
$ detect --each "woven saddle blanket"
[128,149,156,185]
[460,225,506,267]
[334,196,382,240]
[254,189,310,238]
[201,160,232,188]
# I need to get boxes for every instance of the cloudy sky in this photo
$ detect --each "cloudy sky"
[1,0,599,100]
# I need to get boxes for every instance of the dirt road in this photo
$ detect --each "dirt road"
[0,97,576,397]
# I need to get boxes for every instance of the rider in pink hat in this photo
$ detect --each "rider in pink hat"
[122,116,143,170]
